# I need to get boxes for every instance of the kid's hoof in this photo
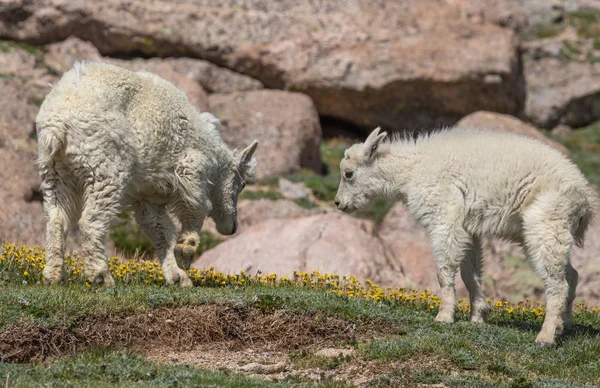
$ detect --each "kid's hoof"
[91,273,115,288]
[164,270,192,287]
[44,276,64,285]
[435,312,455,323]
[537,341,555,348]
[470,316,486,324]
[536,332,557,347]
[179,274,193,287]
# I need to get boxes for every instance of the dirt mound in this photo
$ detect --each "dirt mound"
[0,305,360,363]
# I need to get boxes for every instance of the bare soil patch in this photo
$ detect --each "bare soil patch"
[145,342,464,387]
[0,305,361,363]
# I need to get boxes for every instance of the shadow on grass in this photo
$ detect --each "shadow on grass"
[482,319,600,347]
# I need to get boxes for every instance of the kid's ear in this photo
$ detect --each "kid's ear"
[363,127,387,160]
[237,140,258,181]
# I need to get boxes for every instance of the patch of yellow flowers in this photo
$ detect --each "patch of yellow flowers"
[1,243,597,318]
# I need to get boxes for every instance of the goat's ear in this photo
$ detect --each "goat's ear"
[237,140,259,180]
[363,127,387,160]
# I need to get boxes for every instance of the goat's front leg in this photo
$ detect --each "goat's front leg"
[134,202,192,286]
[174,212,205,270]
[430,225,472,323]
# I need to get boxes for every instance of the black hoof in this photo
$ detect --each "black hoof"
[172,273,180,283]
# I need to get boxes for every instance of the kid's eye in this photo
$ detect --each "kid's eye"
[345,171,354,179]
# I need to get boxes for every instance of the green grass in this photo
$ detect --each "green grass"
[2,282,600,386]
[240,189,284,201]
[2,245,600,386]
[195,230,222,255]
[0,349,330,387]
[0,39,45,59]
[529,22,564,40]
[523,9,600,63]
[109,213,222,257]
[550,120,600,187]
[109,212,156,256]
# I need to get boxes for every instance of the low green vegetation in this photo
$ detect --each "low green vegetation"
[2,244,600,386]
[551,120,600,187]
[109,213,222,258]
[241,189,284,201]
[195,230,222,255]
[526,9,600,40]
[0,39,46,60]
[0,350,330,388]
[524,9,600,63]
[109,212,156,257]
[267,139,395,223]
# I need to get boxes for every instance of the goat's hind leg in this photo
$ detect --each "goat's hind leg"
[40,168,78,285]
[78,177,127,287]
[460,236,490,323]
[523,194,574,346]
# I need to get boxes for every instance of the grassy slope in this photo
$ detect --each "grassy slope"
[2,255,600,387]
[2,283,600,386]
[1,350,310,388]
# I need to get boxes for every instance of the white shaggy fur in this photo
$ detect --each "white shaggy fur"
[335,127,598,345]
[36,62,258,287]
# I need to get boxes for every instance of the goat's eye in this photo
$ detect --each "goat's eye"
[344,171,354,180]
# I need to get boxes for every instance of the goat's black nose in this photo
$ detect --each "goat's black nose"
[334,200,340,207]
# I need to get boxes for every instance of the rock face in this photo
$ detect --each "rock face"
[0,0,525,131]
[43,37,316,180]
[44,37,211,110]
[208,91,322,179]
[44,37,323,179]
[509,0,600,26]
[44,37,264,94]
[377,203,438,291]
[193,212,405,287]
[524,56,600,129]
[203,199,323,238]
[457,111,570,154]
[0,45,55,245]
[278,178,313,201]
[518,3,600,130]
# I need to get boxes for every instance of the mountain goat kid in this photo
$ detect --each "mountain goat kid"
[335,127,597,345]
[36,62,258,288]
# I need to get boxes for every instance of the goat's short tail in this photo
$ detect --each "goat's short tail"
[570,186,599,248]
[36,120,67,168]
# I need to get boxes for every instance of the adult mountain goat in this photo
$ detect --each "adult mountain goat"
[36,62,258,287]
[335,127,597,345]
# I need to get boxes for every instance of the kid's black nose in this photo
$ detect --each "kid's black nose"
[334,200,340,207]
